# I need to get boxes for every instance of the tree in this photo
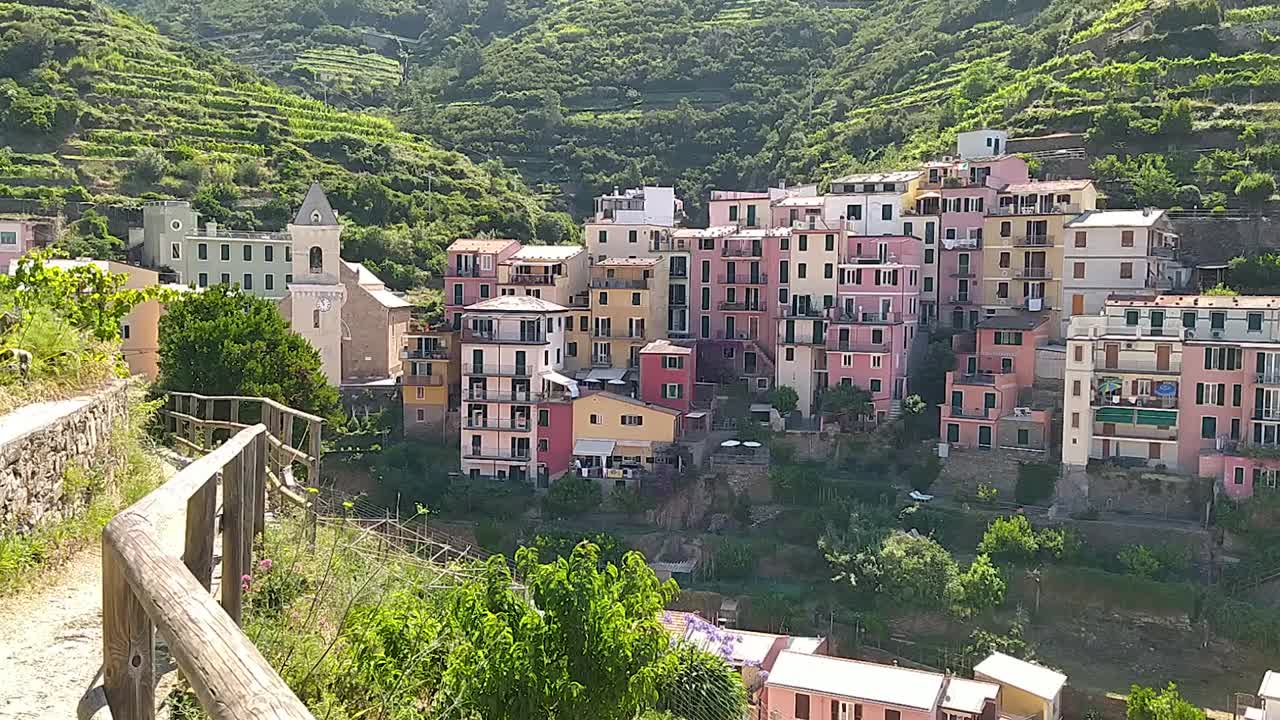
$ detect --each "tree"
[156,284,340,420]
[430,543,678,720]
[126,147,169,187]
[1235,173,1276,208]
[951,554,1006,617]
[770,385,799,416]
[1203,283,1239,296]
[654,643,748,720]
[2,250,158,342]
[542,475,602,517]
[1227,254,1280,294]
[978,515,1040,565]
[1087,102,1139,146]
[1126,683,1207,720]
[823,383,873,427]
[370,440,458,509]
[1157,99,1194,137]
[878,531,958,608]
[59,209,123,260]
[1117,545,1163,579]
[1131,155,1180,208]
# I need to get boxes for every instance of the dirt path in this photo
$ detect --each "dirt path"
[0,458,205,720]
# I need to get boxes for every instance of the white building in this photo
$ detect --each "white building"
[827,171,925,237]
[1060,209,1181,336]
[956,129,1009,159]
[460,296,572,485]
[284,184,347,385]
[1244,670,1280,720]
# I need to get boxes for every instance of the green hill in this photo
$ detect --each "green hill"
[0,0,574,289]
[110,0,1280,219]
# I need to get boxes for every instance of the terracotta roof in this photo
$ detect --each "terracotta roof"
[640,339,694,355]
[1001,179,1093,194]
[448,238,521,253]
[464,296,567,313]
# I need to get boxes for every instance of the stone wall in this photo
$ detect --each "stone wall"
[937,447,1027,498]
[1172,216,1277,267]
[0,380,133,533]
[1085,466,1207,520]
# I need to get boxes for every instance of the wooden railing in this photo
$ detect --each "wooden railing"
[101,393,324,719]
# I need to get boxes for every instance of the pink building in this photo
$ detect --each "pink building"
[942,314,1053,451]
[445,238,521,328]
[536,399,575,484]
[922,152,1030,331]
[0,219,38,269]
[638,339,696,416]
[825,235,924,420]
[764,651,1001,720]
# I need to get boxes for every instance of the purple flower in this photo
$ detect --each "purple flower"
[258,558,273,572]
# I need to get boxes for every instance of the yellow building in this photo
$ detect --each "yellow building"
[981,179,1098,338]
[401,323,459,437]
[571,391,681,490]
[588,257,669,370]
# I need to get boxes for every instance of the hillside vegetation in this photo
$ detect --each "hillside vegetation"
[0,0,576,289]
[110,0,1280,219]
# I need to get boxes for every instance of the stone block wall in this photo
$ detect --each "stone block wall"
[0,380,132,533]
[1086,466,1206,520]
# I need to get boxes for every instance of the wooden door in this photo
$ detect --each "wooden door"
[1072,294,1085,315]
[1156,344,1171,371]
[1105,343,1119,369]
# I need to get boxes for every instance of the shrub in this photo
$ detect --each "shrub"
[1014,462,1058,505]
[126,147,168,186]
[542,476,602,517]
[654,643,747,720]
[713,537,757,580]
[1117,545,1162,579]
[1235,173,1277,208]
[978,515,1039,565]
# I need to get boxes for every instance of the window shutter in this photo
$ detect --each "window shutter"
[1217,383,1226,406]
[1196,383,1204,404]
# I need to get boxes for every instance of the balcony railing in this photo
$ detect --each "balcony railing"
[568,294,590,308]
[463,417,532,431]
[719,301,766,312]
[463,448,531,461]
[402,346,451,360]
[828,310,904,324]
[464,363,532,377]
[508,273,556,285]
[1094,394,1178,409]
[947,295,974,304]
[670,267,689,278]
[948,406,992,419]
[950,269,976,278]
[651,237,692,252]
[1009,235,1055,247]
[830,341,889,353]
[991,203,1081,216]
[956,372,1003,385]
[670,297,688,307]
[447,266,483,278]
[713,330,763,341]
[592,356,614,367]
[1258,373,1280,386]
[404,373,446,386]
[590,278,648,289]
[781,335,826,346]
[1015,267,1052,279]
[783,307,826,319]
[462,329,546,344]
[722,245,764,258]
[464,388,542,403]
[718,273,768,285]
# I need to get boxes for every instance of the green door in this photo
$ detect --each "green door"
[978,425,993,448]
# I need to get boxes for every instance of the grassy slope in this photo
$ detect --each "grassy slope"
[107,0,1280,217]
[0,0,562,287]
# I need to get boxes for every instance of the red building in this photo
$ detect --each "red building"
[639,339,696,414]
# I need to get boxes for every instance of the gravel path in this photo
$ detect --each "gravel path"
[0,458,214,720]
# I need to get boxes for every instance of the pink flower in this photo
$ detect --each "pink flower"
[258,558,273,572]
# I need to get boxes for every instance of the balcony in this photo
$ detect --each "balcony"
[948,407,993,420]
[464,388,542,403]
[670,267,689,279]
[949,269,977,278]
[463,448,531,461]
[828,310,904,324]
[719,301,766,312]
[1255,408,1280,422]
[789,219,846,232]
[462,329,546,344]
[590,277,648,290]
[844,252,900,265]
[508,273,556,285]
[463,417,532,431]
[1015,267,1052,280]
[781,334,826,346]
[447,266,482,278]
[568,294,590,308]
[1009,235,1055,248]
[591,356,614,367]
[1094,405,1179,428]
[782,307,826,319]
[721,245,764,258]
[947,295,974,305]
[1258,373,1280,387]
[718,273,768,285]
[403,373,446,386]
[829,341,888,353]
[651,236,692,252]
[670,297,688,307]
[402,345,451,360]
[1093,394,1178,409]
[991,203,1081,217]
[464,363,532,377]
[956,372,1004,385]
[713,330,763,341]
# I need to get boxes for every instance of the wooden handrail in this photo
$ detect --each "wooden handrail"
[100,392,326,719]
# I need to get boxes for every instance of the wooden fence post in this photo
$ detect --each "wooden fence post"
[221,443,245,626]
[241,435,258,578]
[103,542,155,719]
[183,475,217,592]
[253,431,267,537]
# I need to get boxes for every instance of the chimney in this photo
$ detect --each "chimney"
[206,220,218,236]
[1143,207,1152,216]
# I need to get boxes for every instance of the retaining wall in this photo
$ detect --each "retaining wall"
[0,380,133,533]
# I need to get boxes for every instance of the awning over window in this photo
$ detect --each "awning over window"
[584,368,627,382]
[573,439,616,456]
[1095,407,1177,426]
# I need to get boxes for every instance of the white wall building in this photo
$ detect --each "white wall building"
[1061,209,1180,336]
[826,171,924,236]
[460,296,571,484]
[956,129,1009,159]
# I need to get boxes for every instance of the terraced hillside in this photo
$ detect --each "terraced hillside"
[0,0,572,288]
[113,0,1280,220]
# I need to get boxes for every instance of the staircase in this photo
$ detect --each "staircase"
[889,399,903,420]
